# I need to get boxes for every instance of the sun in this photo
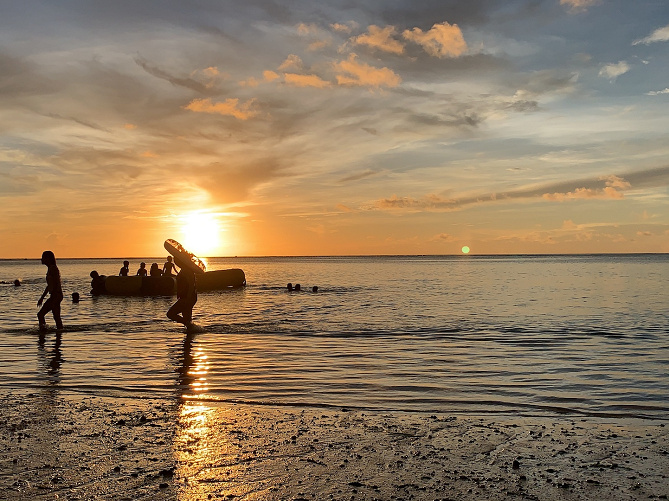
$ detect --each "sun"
[181,212,222,257]
[461,245,471,254]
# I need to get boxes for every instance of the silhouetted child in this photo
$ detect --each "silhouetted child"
[150,263,162,277]
[163,256,177,276]
[167,258,197,328]
[38,250,64,330]
[90,270,107,294]
[137,262,147,277]
[119,260,130,276]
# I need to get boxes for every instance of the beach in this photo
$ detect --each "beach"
[2,391,667,500]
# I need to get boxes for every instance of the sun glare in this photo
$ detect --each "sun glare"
[461,245,470,254]
[181,212,222,257]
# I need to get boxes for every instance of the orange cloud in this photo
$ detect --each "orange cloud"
[353,25,405,55]
[543,175,631,201]
[334,54,401,88]
[279,54,303,71]
[402,22,467,58]
[284,73,331,88]
[263,70,280,82]
[184,98,258,120]
[124,123,137,130]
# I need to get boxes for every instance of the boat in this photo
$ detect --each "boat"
[101,269,246,296]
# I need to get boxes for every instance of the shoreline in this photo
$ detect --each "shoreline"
[1,391,667,500]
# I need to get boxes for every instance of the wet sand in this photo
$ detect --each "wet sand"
[1,391,667,500]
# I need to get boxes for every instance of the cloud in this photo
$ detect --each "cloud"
[184,98,258,120]
[284,73,331,88]
[278,55,304,71]
[633,23,669,45]
[334,54,401,88]
[353,25,405,55]
[599,61,630,81]
[263,70,280,82]
[338,170,380,183]
[370,168,669,213]
[134,57,215,94]
[331,22,358,34]
[402,22,467,58]
[646,88,669,96]
[560,0,601,13]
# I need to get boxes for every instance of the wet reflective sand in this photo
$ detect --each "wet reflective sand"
[1,391,668,500]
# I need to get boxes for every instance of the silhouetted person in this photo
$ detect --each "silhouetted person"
[37,251,64,330]
[119,260,130,276]
[287,283,293,291]
[136,262,147,277]
[13,279,21,286]
[167,258,197,328]
[312,286,318,293]
[163,256,178,276]
[294,283,301,291]
[71,292,80,303]
[90,270,106,295]
[150,262,162,277]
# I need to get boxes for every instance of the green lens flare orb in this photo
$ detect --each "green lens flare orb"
[461,246,470,254]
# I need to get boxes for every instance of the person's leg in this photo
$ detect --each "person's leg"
[167,299,186,325]
[52,299,64,330]
[38,298,52,329]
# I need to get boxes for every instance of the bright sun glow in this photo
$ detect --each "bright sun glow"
[461,245,470,254]
[181,212,222,257]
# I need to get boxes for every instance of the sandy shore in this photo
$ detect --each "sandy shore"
[1,391,667,500]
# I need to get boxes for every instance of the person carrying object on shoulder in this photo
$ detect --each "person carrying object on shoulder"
[167,258,197,328]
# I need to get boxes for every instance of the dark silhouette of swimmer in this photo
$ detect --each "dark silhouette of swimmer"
[37,251,64,330]
[71,292,79,303]
[294,283,301,291]
[90,270,107,295]
[287,283,293,291]
[119,260,130,276]
[167,258,197,328]
[163,256,178,276]
[136,262,147,277]
[312,286,318,293]
[13,279,21,286]
[150,262,162,277]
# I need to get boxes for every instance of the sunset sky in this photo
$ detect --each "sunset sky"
[1,0,668,257]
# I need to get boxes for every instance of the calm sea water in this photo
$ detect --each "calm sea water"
[0,255,667,418]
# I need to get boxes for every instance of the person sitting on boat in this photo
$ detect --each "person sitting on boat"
[90,270,107,295]
[150,263,162,277]
[163,256,178,276]
[119,260,130,276]
[136,262,147,277]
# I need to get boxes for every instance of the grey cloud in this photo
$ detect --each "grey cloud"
[134,57,218,95]
[339,170,381,183]
[372,165,669,211]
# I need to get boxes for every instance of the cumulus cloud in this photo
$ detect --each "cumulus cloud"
[402,22,467,58]
[284,73,331,88]
[331,22,358,34]
[353,25,405,55]
[633,23,669,45]
[184,98,258,120]
[278,54,304,71]
[647,88,669,96]
[560,0,601,13]
[263,70,280,82]
[599,61,630,81]
[333,54,401,88]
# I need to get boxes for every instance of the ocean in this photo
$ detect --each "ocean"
[1,255,667,419]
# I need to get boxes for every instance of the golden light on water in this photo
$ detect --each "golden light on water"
[461,246,471,254]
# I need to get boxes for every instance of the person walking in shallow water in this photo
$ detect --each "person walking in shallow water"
[37,250,64,330]
[167,258,197,328]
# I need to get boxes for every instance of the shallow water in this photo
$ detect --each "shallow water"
[1,255,667,418]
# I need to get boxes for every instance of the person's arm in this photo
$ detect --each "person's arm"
[37,286,49,306]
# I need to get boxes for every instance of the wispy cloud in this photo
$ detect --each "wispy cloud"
[184,98,258,120]
[284,73,331,88]
[647,88,669,96]
[633,23,669,45]
[560,0,601,13]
